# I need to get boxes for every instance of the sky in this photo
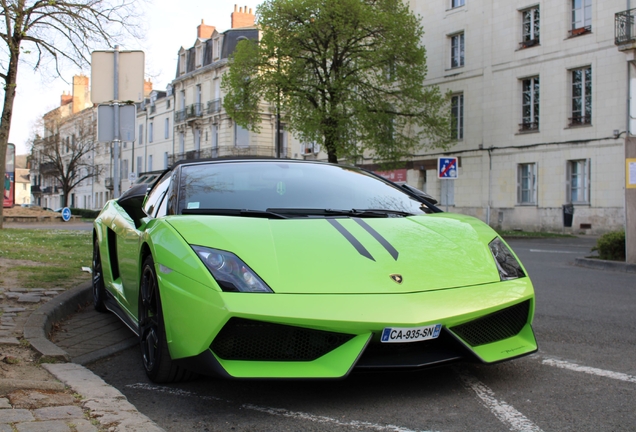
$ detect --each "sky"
[7,0,263,156]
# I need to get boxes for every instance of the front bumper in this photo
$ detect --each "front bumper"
[159,271,537,379]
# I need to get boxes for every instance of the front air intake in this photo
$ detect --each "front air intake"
[212,318,354,361]
[450,300,530,347]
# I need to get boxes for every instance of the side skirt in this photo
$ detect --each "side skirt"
[104,291,140,337]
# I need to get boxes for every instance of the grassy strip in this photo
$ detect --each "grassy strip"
[497,230,576,238]
[0,228,92,288]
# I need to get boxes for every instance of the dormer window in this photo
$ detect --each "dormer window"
[179,52,186,75]
[196,45,202,67]
[213,37,221,60]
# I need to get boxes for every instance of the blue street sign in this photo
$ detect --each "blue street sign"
[437,157,459,179]
[61,207,72,222]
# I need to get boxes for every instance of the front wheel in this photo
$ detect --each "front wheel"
[139,255,193,383]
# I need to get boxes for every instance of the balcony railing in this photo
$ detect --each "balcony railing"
[616,9,636,45]
[31,185,41,194]
[104,177,114,190]
[519,121,539,132]
[175,109,187,123]
[186,103,204,119]
[168,145,284,165]
[568,116,591,127]
[569,25,591,38]
[207,99,221,114]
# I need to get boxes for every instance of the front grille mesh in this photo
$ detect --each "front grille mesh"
[450,300,530,347]
[212,318,354,361]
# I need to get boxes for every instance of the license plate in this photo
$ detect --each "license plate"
[380,324,442,343]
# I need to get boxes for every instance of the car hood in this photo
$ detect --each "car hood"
[166,214,502,294]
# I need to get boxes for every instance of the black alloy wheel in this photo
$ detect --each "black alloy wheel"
[138,255,192,383]
[92,238,107,312]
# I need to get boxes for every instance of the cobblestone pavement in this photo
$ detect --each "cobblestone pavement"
[51,307,137,366]
[0,284,162,432]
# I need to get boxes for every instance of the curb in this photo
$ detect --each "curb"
[24,281,93,361]
[24,282,166,431]
[574,257,636,273]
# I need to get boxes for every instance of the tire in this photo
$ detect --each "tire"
[139,255,193,383]
[92,238,107,313]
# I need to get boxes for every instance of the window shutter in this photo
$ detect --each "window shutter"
[532,163,538,204]
[586,158,591,203]
[516,165,522,204]
[565,161,572,203]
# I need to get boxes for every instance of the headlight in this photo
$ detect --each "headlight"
[192,246,273,293]
[489,238,526,281]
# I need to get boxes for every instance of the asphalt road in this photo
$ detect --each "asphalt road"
[87,236,636,432]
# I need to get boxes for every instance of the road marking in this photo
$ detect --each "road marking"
[542,358,636,383]
[529,249,581,254]
[455,369,544,432]
[127,383,436,432]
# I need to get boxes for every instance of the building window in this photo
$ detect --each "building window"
[521,76,539,131]
[211,124,218,149]
[571,0,592,34]
[450,33,464,68]
[451,0,465,8]
[136,156,142,175]
[148,122,154,143]
[179,132,185,153]
[451,94,464,140]
[567,159,590,203]
[302,141,319,155]
[138,125,144,145]
[194,129,201,151]
[148,155,153,172]
[570,67,591,126]
[235,123,249,148]
[517,163,537,204]
[120,159,129,180]
[164,118,170,139]
[166,99,171,109]
[521,7,540,47]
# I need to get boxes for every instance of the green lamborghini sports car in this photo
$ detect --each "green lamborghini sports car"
[92,159,537,383]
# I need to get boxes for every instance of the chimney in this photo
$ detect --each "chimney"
[72,75,90,114]
[60,91,72,107]
[197,19,216,39]
[231,4,255,28]
[144,79,153,97]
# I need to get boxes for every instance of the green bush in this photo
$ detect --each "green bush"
[591,231,626,261]
[70,208,100,219]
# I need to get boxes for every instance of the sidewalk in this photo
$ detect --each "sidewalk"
[0,282,162,432]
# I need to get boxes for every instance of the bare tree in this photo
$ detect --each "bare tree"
[32,107,103,207]
[0,0,141,228]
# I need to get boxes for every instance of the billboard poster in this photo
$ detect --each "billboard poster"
[3,143,15,208]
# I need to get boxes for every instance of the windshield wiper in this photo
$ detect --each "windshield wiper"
[266,208,413,218]
[181,208,288,219]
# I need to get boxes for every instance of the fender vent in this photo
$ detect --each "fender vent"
[450,300,530,347]
[212,318,354,361]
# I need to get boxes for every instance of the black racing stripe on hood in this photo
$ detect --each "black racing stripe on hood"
[327,219,375,261]
[353,218,399,261]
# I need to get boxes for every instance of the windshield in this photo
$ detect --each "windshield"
[177,161,428,216]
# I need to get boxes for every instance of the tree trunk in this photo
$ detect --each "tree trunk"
[0,43,21,229]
